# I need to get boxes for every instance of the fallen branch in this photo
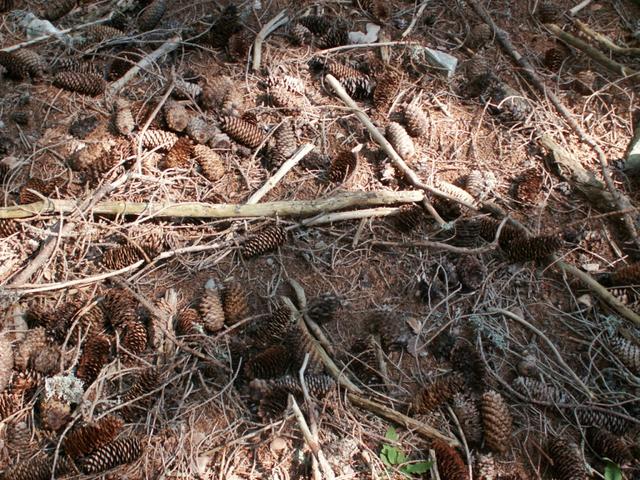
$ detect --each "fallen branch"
[246,143,315,204]
[465,0,640,250]
[301,207,400,226]
[546,23,638,77]
[107,35,182,97]
[489,308,596,400]
[252,10,289,72]
[0,190,424,219]
[573,19,640,55]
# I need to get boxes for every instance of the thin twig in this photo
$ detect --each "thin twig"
[252,10,289,71]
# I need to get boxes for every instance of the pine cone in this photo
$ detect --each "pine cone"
[468,23,492,48]
[285,324,325,373]
[0,391,21,420]
[76,334,111,384]
[138,129,178,151]
[357,0,389,20]
[113,100,135,136]
[298,15,332,35]
[341,76,374,99]
[194,144,225,181]
[543,46,569,71]
[173,79,202,100]
[0,219,19,237]
[386,122,415,159]
[274,119,298,159]
[14,327,46,370]
[253,374,335,398]
[199,289,225,333]
[0,0,14,13]
[18,177,50,204]
[31,345,60,375]
[53,71,105,96]
[512,376,568,404]
[0,50,46,79]
[200,76,234,111]
[318,24,349,48]
[175,308,201,336]
[54,57,101,75]
[537,2,560,23]
[328,149,358,183]
[451,218,482,247]
[227,30,252,62]
[2,452,73,480]
[120,368,159,420]
[480,390,512,454]
[456,255,487,291]
[244,345,292,379]
[600,262,640,287]
[547,437,589,480]
[255,302,293,344]
[289,22,312,45]
[120,320,148,359]
[108,50,139,81]
[102,289,139,328]
[586,428,631,465]
[608,335,640,374]
[373,69,401,112]
[63,415,124,459]
[9,369,41,399]
[269,86,303,115]
[163,102,189,132]
[572,69,595,95]
[219,116,265,148]
[11,111,31,125]
[435,180,476,206]
[80,436,142,474]
[349,339,381,385]
[161,136,193,169]
[42,0,76,20]
[208,5,241,48]
[40,396,71,431]
[222,282,249,325]
[431,439,469,480]
[6,421,34,456]
[85,25,123,43]
[137,0,166,31]
[102,245,145,270]
[465,170,497,200]
[307,294,340,324]
[393,204,424,233]
[452,394,483,445]
[413,373,465,412]
[242,224,287,258]
[262,74,306,96]
[403,102,428,137]
[475,454,496,480]
[576,409,630,434]
[501,234,563,262]
[186,116,214,144]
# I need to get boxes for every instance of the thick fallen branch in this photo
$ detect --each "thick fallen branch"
[546,23,638,77]
[252,10,288,71]
[465,0,640,251]
[107,35,181,97]
[573,19,640,56]
[0,190,424,219]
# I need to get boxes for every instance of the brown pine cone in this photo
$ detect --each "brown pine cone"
[576,408,630,434]
[0,391,21,420]
[0,0,14,13]
[318,24,349,48]
[113,99,135,136]
[244,345,292,379]
[252,374,335,398]
[175,308,201,337]
[572,69,596,95]
[0,218,20,237]
[328,149,358,183]
[285,324,325,373]
[298,15,332,35]
[208,5,241,48]
[53,71,106,96]
[194,144,225,181]
[102,288,139,328]
[307,294,340,324]
[500,234,563,262]
[222,282,249,325]
[138,128,178,151]
[450,218,482,247]
[10,49,46,79]
[547,437,589,480]
[413,373,465,412]
[587,428,632,465]
[393,204,424,233]
[199,289,225,333]
[600,262,640,287]
[467,23,492,48]
[480,390,512,454]
[220,116,265,148]
[0,51,28,80]
[456,255,487,291]
[274,119,298,159]
[6,421,35,457]
[119,368,159,420]
[186,116,214,144]
[386,122,415,159]
[512,376,568,404]
[242,224,287,258]
[63,415,124,459]
[120,320,148,359]
[608,335,640,375]
[76,334,111,384]
[475,454,496,480]
[18,178,51,204]
[357,0,389,20]
[269,86,303,115]
[452,394,483,445]
[173,79,202,100]
[289,22,312,45]
[163,102,189,132]
[108,50,140,80]
[255,302,293,344]
[373,69,401,112]
[435,180,476,206]
[465,170,497,201]
[85,25,123,43]
[102,245,145,270]
[137,0,166,31]
[2,452,73,480]
[537,2,560,23]
[54,57,101,75]
[431,439,469,480]
[403,102,428,138]
[42,0,76,21]
[80,436,142,474]
[262,74,306,96]
[161,136,193,170]
[543,46,570,71]
[39,395,72,431]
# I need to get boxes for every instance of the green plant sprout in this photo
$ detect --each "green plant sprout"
[379,426,432,478]
[604,461,622,480]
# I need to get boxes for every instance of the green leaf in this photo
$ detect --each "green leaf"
[396,450,407,464]
[401,461,433,474]
[385,426,399,441]
[604,462,622,480]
